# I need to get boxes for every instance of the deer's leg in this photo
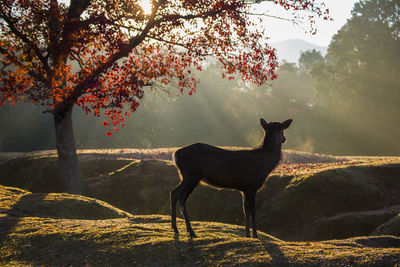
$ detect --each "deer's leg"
[170,182,183,234]
[242,192,250,237]
[178,177,199,238]
[245,190,258,238]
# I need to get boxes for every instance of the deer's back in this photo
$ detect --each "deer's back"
[174,143,272,191]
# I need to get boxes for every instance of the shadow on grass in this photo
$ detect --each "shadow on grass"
[3,229,210,266]
[261,239,289,265]
[0,193,47,249]
[172,234,207,265]
[170,224,289,266]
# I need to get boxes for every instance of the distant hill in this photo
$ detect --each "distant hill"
[271,39,328,64]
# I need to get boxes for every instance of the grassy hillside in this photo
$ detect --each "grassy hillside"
[1,149,400,241]
[1,185,400,266]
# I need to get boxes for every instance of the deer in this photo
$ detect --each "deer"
[170,118,293,238]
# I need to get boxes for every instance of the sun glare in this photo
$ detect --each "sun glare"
[138,0,152,15]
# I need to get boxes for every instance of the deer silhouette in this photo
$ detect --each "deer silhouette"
[170,118,292,238]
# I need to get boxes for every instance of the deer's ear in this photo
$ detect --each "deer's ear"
[281,119,293,129]
[260,118,268,128]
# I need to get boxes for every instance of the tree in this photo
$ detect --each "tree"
[0,0,329,193]
[312,0,400,154]
[314,0,400,102]
[298,49,323,73]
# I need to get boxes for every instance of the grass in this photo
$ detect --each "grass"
[1,185,400,266]
[261,162,400,240]
[1,148,400,241]
[375,214,400,237]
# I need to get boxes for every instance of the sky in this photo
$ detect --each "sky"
[254,0,359,46]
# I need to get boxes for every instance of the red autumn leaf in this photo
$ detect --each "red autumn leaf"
[0,0,329,134]
[0,0,330,192]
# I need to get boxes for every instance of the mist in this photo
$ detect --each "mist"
[1,0,399,156]
[1,52,399,156]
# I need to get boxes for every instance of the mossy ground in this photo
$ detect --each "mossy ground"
[1,185,400,266]
[1,149,400,241]
[1,148,400,265]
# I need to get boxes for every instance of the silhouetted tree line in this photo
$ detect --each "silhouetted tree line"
[0,0,399,155]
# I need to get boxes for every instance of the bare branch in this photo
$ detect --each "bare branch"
[239,10,297,22]
[70,50,84,69]
[156,5,239,24]
[243,0,274,4]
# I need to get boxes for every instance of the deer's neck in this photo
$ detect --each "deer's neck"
[258,133,282,167]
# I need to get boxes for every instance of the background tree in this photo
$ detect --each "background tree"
[298,49,323,73]
[0,0,329,193]
[312,0,400,154]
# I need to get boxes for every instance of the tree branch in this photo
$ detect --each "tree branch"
[66,0,91,21]
[70,50,84,69]
[155,5,239,25]
[49,0,60,64]
[58,0,92,63]
[238,10,298,23]
[243,0,274,3]
[54,2,240,113]
[0,46,47,84]
[0,4,51,75]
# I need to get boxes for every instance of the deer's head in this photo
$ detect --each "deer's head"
[260,118,293,144]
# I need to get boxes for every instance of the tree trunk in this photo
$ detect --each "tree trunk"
[54,105,82,194]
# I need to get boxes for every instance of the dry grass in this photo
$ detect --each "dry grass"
[0,185,399,266]
[1,148,400,242]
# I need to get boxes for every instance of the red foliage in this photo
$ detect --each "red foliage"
[0,0,329,133]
